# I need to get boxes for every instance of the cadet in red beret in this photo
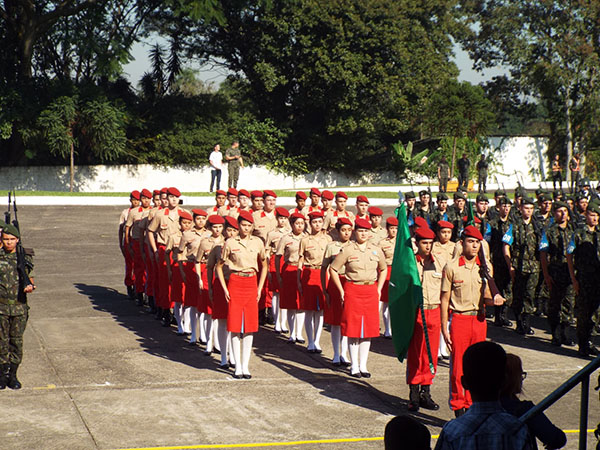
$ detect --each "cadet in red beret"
[355,195,370,221]
[141,188,152,199]
[320,190,334,218]
[290,191,307,216]
[119,192,140,300]
[367,206,386,245]
[324,192,355,238]
[432,221,455,269]
[378,215,400,338]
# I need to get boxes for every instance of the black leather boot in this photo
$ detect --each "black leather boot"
[136,292,144,306]
[560,323,575,346]
[522,314,534,335]
[0,363,9,390]
[550,323,561,346]
[7,363,21,390]
[126,285,135,300]
[408,384,420,412]
[146,296,156,314]
[154,307,163,320]
[419,385,439,410]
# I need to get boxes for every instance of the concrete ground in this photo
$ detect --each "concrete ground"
[1,204,599,450]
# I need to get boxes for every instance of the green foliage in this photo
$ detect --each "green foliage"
[391,141,430,177]
[78,99,127,161]
[37,96,77,159]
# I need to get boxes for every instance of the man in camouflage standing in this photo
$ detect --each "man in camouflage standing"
[476,154,489,194]
[437,156,450,193]
[226,140,243,189]
[0,224,35,389]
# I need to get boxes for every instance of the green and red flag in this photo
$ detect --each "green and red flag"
[388,203,423,362]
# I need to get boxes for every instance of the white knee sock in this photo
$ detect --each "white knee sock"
[280,307,288,332]
[358,339,371,373]
[173,302,183,333]
[231,334,242,375]
[189,307,199,343]
[304,310,314,349]
[287,310,296,340]
[349,338,360,374]
[295,311,305,341]
[199,313,207,342]
[241,334,254,375]
[341,335,350,362]
[182,306,192,333]
[314,311,324,350]
[227,332,236,365]
[205,316,214,352]
[212,321,221,352]
[331,325,341,362]
[272,293,280,331]
[382,303,391,337]
[217,319,228,365]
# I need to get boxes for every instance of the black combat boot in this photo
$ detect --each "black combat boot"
[560,323,575,346]
[136,292,144,306]
[0,364,9,390]
[419,385,440,410]
[515,315,526,335]
[7,363,21,390]
[408,384,420,412]
[162,309,172,327]
[126,285,135,300]
[146,296,156,314]
[550,324,561,346]
[154,307,163,320]
[522,314,534,335]
[494,305,512,327]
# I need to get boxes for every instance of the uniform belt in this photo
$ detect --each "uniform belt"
[349,281,375,286]
[452,310,481,316]
[285,263,299,267]
[232,271,256,278]
[303,264,321,270]
[422,304,440,310]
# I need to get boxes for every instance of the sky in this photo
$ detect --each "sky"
[122,39,507,88]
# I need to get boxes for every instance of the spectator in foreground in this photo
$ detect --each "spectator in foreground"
[435,341,531,450]
[500,354,567,450]
[385,415,431,450]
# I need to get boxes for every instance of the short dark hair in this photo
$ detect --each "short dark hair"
[462,341,506,401]
[384,415,431,450]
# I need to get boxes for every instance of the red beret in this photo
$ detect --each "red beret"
[463,225,483,240]
[238,189,250,198]
[225,216,239,229]
[462,216,482,224]
[437,220,454,229]
[141,189,152,199]
[250,190,263,199]
[178,210,193,221]
[368,206,383,216]
[130,190,141,200]
[227,188,238,196]
[238,210,254,223]
[336,217,353,228]
[386,217,398,226]
[308,210,324,220]
[354,218,372,229]
[192,208,207,217]
[167,187,181,197]
[414,217,428,228]
[208,215,225,225]
[263,189,277,198]
[356,195,369,204]
[290,212,306,221]
[215,189,227,196]
[160,187,168,194]
[295,191,307,200]
[153,189,160,196]
[321,190,334,200]
[415,227,435,240]
[336,191,348,199]
[310,187,321,196]
[275,207,290,217]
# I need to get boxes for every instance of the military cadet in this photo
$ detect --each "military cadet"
[250,190,264,213]
[432,220,454,361]
[536,194,553,229]
[540,201,575,347]
[441,225,499,417]
[367,207,387,245]
[407,226,442,413]
[404,191,417,225]
[307,188,322,213]
[574,195,589,228]
[230,189,252,219]
[476,154,489,193]
[437,156,450,193]
[298,211,331,353]
[324,191,355,239]
[209,190,227,216]
[0,224,36,390]
[355,195,370,220]
[488,197,513,327]
[217,188,238,216]
[320,190,334,217]
[216,210,268,379]
[322,218,353,366]
[415,190,434,224]
[447,192,466,241]
[225,140,243,189]
[431,193,450,227]
[265,207,291,333]
[457,152,471,191]
[289,191,307,215]
[503,196,541,335]
[569,152,581,194]
[551,154,563,191]
[254,190,278,323]
[378,217,398,339]
[567,202,600,356]
[119,191,139,300]
[329,218,387,378]
[124,189,152,306]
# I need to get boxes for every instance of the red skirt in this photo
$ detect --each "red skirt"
[269,255,280,292]
[212,278,229,320]
[380,266,392,303]
[227,273,259,333]
[198,264,213,315]
[341,282,379,338]
[145,243,156,297]
[132,240,147,293]
[300,268,324,311]
[324,276,345,326]
[123,243,134,286]
[170,261,185,304]
[156,245,172,309]
[279,264,300,310]
[183,261,200,308]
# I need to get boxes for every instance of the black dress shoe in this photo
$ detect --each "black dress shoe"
[188,341,197,346]
[360,371,371,378]
[340,359,352,367]
[407,401,419,412]
[350,372,362,378]
[296,338,306,344]
[315,348,323,354]
[219,363,229,369]
[307,348,316,353]
[332,361,341,367]
[232,374,243,379]
[243,374,252,379]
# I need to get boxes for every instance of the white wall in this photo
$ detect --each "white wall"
[487,136,549,186]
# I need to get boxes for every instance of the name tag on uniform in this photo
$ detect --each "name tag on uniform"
[433,272,442,278]
[160,224,168,230]
[232,248,241,253]
[306,245,316,251]
[348,256,360,262]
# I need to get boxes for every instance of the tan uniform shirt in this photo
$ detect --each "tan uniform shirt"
[196,235,225,264]
[125,206,151,241]
[330,241,386,283]
[379,237,396,265]
[253,210,277,243]
[165,231,183,262]
[441,256,492,313]
[299,233,332,268]
[207,243,230,281]
[452,240,492,266]
[220,235,266,273]
[322,241,350,276]
[178,228,206,262]
[416,254,444,307]
[119,207,130,226]
[276,232,305,265]
[147,207,182,245]
[369,226,387,246]
[217,205,233,217]
[432,241,455,268]
[265,227,287,258]
[143,206,161,245]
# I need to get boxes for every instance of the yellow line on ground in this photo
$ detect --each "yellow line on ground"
[110,430,597,450]
[32,384,56,390]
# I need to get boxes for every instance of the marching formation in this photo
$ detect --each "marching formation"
[118,181,600,416]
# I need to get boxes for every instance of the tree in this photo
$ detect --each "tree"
[424,79,495,175]
[458,0,600,178]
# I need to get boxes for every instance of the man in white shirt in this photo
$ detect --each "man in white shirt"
[209,144,223,192]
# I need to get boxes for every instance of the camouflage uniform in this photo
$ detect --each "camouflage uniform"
[540,222,575,345]
[489,214,513,326]
[567,225,600,353]
[0,248,34,366]
[504,216,541,334]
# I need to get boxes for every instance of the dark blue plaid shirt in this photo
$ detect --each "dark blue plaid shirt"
[435,401,532,450]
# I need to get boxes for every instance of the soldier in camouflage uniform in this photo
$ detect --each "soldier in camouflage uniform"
[415,190,435,225]
[540,201,575,347]
[533,193,554,316]
[0,223,35,390]
[567,202,600,357]
[447,191,466,242]
[503,196,541,335]
[489,197,513,327]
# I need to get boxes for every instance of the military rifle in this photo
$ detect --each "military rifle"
[4,190,35,292]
